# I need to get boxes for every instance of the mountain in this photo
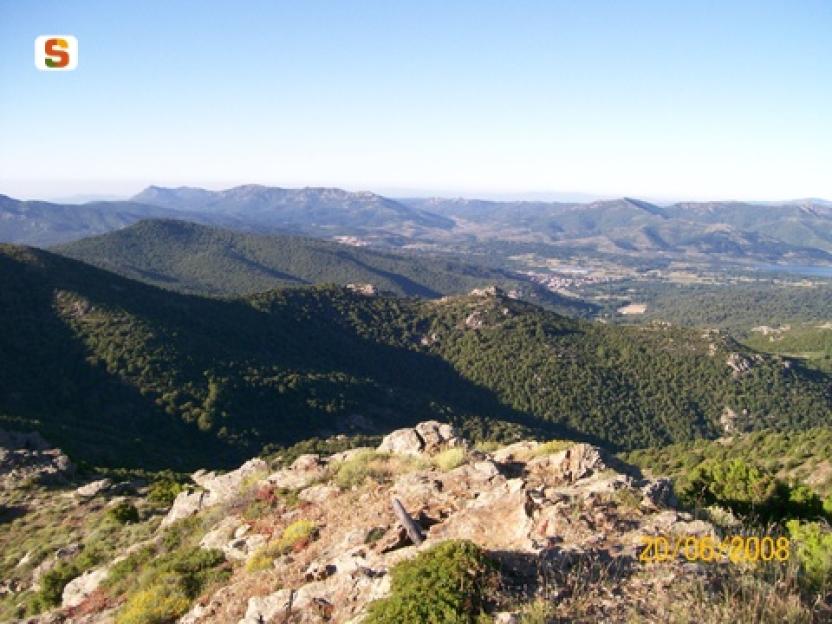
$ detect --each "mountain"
[51,219,589,313]
[0,195,181,246]
[132,185,454,241]
[2,244,829,471]
[402,196,832,260]
[5,186,832,265]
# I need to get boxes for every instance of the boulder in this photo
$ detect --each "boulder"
[192,458,268,500]
[299,484,340,504]
[526,443,608,484]
[428,479,535,553]
[61,566,108,608]
[377,421,464,457]
[640,478,677,510]
[492,441,539,463]
[74,478,113,498]
[162,458,267,527]
[267,454,328,490]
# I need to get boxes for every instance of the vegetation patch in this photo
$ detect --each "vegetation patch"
[333,451,427,489]
[246,519,318,572]
[432,447,467,471]
[364,540,498,624]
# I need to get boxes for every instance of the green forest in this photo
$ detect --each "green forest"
[2,244,830,471]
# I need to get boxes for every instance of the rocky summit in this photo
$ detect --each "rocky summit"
[5,420,792,624]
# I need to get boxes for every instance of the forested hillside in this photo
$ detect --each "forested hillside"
[2,244,829,470]
[52,220,589,316]
[625,427,832,498]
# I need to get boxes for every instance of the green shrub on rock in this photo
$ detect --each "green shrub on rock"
[365,540,498,624]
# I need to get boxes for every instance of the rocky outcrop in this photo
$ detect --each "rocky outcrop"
[376,420,465,457]
[267,454,329,490]
[23,422,723,624]
[61,567,109,608]
[162,458,268,527]
[0,429,73,488]
[74,478,113,499]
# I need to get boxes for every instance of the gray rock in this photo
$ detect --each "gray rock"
[74,478,113,498]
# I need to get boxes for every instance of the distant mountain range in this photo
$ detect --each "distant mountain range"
[2,186,832,264]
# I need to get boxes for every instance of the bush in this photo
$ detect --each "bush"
[364,540,498,624]
[147,477,185,506]
[115,580,192,624]
[246,520,318,572]
[787,520,832,590]
[38,561,81,607]
[433,448,466,472]
[679,458,828,522]
[530,440,575,458]
[334,451,426,489]
[679,459,786,520]
[107,501,140,525]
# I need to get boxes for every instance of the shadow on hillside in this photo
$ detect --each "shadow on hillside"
[0,248,607,471]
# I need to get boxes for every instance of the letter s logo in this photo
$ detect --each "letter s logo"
[45,38,70,68]
[35,35,78,71]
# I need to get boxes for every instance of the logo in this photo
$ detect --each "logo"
[35,35,78,71]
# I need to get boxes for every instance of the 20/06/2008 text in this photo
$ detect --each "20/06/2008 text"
[639,535,790,564]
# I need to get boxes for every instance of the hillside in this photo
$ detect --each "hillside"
[625,427,832,499]
[51,220,589,314]
[2,423,830,623]
[2,245,830,471]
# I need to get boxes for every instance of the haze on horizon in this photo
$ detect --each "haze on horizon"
[1,0,830,202]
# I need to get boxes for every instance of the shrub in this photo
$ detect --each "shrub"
[334,451,426,489]
[246,520,318,572]
[530,440,575,458]
[147,477,185,506]
[38,561,81,607]
[679,459,786,520]
[115,580,192,624]
[787,520,832,590]
[433,448,466,472]
[787,485,824,519]
[107,501,140,525]
[364,540,498,624]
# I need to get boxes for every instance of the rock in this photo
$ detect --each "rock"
[377,421,464,457]
[428,480,535,554]
[162,458,268,527]
[494,613,521,624]
[377,428,423,456]
[469,286,501,297]
[161,489,210,527]
[74,478,113,498]
[465,310,484,329]
[526,443,608,484]
[226,534,267,561]
[299,484,340,504]
[192,458,268,500]
[31,543,83,590]
[61,566,108,608]
[267,454,329,490]
[0,429,74,488]
[491,441,540,464]
[199,516,240,550]
[640,478,677,510]
[346,283,378,296]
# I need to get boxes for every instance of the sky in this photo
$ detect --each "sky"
[1,0,831,202]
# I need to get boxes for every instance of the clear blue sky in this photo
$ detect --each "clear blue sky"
[1,0,830,201]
